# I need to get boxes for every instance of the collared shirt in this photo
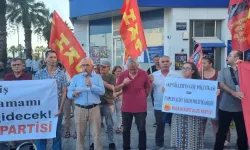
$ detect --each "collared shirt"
[4,72,32,81]
[32,60,40,71]
[67,73,105,106]
[217,67,242,112]
[117,68,151,113]
[25,59,32,68]
[34,67,67,106]
[152,70,181,110]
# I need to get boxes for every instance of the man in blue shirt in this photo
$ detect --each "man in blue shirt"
[67,57,105,150]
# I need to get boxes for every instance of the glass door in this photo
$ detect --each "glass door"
[113,38,125,66]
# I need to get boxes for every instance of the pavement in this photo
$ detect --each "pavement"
[0,98,238,150]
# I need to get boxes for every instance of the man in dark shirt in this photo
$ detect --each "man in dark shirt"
[147,55,160,75]
[4,57,32,150]
[147,55,160,127]
[4,58,32,80]
[92,60,116,150]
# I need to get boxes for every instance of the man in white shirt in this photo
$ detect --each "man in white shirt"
[25,57,32,74]
[150,56,180,150]
[32,56,40,75]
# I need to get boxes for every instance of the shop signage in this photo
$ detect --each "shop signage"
[144,46,164,63]
[176,22,187,30]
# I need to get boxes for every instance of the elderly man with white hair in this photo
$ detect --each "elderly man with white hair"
[115,58,151,150]
[67,57,105,150]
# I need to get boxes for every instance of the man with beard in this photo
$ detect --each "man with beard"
[115,58,151,150]
[214,51,248,150]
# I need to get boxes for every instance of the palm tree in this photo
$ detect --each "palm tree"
[35,9,52,48]
[17,44,24,58]
[7,0,47,59]
[34,46,47,58]
[0,0,8,69]
[8,46,18,58]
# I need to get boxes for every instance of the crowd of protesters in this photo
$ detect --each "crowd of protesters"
[2,50,247,150]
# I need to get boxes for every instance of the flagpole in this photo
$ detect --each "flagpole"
[202,50,204,80]
[146,49,152,74]
[123,49,126,64]
[243,51,245,61]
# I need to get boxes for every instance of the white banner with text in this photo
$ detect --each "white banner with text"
[162,78,218,118]
[0,80,58,141]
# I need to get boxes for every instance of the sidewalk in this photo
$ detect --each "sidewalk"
[59,98,238,150]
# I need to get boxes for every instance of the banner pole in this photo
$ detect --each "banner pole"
[243,51,245,61]
[146,49,152,74]
[202,50,204,80]
[123,49,126,64]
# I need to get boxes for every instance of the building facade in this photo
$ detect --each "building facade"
[70,0,232,71]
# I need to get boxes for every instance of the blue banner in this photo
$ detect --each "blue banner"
[144,46,164,63]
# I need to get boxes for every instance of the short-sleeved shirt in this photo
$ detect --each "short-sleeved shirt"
[147,65,159,75]
[25,59,32,68]
[4,72,32,81]
[152,70,181,110]
[117,68,151,113]
[100,73,116,105]
[217,67,242,112]
[32,60,40,71]
[34,67,67,106]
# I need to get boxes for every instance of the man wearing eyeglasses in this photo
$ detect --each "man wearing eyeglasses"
[4,57,32,150]
[4,58,32,81]
[67,57,105,150]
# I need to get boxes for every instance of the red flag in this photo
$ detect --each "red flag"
[188,44,203,72]
[238,62,250,144]
[228,0,250,51]
[49,11,86,77]
[120,0,147,59]
[244,8,250,46]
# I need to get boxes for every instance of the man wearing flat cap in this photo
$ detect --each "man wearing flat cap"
[100,60,117,150]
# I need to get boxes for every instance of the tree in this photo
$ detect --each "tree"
[17,44,24,58]
[8,46,18,58]
[34,46,46,59]
[0,0,8,69]
[7,0,47,59]
[34,9,52,48]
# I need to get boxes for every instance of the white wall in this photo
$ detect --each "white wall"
[164,8,229,69]
[73,20,90,57]
[221,19,231,68]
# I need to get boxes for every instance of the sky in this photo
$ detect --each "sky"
[7,0,72,49]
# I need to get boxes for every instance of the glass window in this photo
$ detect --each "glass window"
[89,33,112,65]
[144,28,164,46]
[204,21,215,37]
[194,21,203,37]
[194,20,216,37]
